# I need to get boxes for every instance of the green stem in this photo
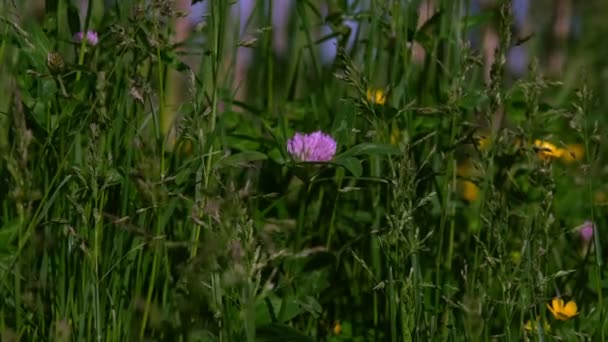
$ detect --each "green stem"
[295,181,311,250]
[326,173,342,249]
[191,0,225,259]
[75,0,94,81]
[157,44,166,180]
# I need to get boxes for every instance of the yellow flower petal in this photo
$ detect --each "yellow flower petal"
[546,303,559,319]
[332,321,342,335]
[563,300,578,317]
[552,297,564,311]
[367,88,386,105]
[547,297,577,320]
[534,140,563,160]
[560,144,584,163]
[460,180,479,202]
[474,133,491,151]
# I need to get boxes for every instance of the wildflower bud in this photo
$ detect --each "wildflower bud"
[579,220,594,243]
[332,321,342,335]
[74,30,99,46]
[366,88,386,105]
[577,220,595,258]
[47,52,65,74]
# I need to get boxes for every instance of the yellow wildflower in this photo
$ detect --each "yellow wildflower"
[460,180,479,202]
[546,297,578,320]
[332,321,342,335]
[367,88,386,105]
[534,140,563,161]
[456,158,480,202]
[474,133,491,151]
[560,144,584,164]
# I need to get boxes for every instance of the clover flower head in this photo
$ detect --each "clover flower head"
[74,30,99,46]
[287,131,337,162]
[579,220,594,242]
[46,51,65,73]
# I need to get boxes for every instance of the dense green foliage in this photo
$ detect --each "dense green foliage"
[1,0,608,341]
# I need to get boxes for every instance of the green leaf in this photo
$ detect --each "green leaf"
[331,102,355,147]
[256,295,306,325]
[0,220,19,255]
[458,92,488,110]
[268,148,287,165]
[215,151,268,169]
[89,0,105,29]
[417,10,443,36]
[41,78,58,99]
[187,329,218,342]
[161,49,192,72]
[174,167,193,186]
[293,296,322,319]
[338,143,401,158]
[31,101,47,129]
[303,251,335,272]
[256,324,314,342]
[332,157,362,177]
[462,10,495,30]
[67,4,81,36]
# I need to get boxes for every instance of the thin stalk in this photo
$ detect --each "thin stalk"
[295,181,311,250]
[326,174,342,249]
[191,0,225,259]
[296,2,321,84]
[157,44,166,180]
[435,109,458,322]
[139,217,162,339]
[75,0,94,81]
[266,1,273,111]
[581,85,604,340]
[388,267,397,342]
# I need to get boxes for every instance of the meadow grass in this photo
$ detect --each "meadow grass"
[1,0,608,341]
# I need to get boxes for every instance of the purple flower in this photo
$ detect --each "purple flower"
[287,131,337,162]
[74,30,99,46]
[579,221,595,242]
